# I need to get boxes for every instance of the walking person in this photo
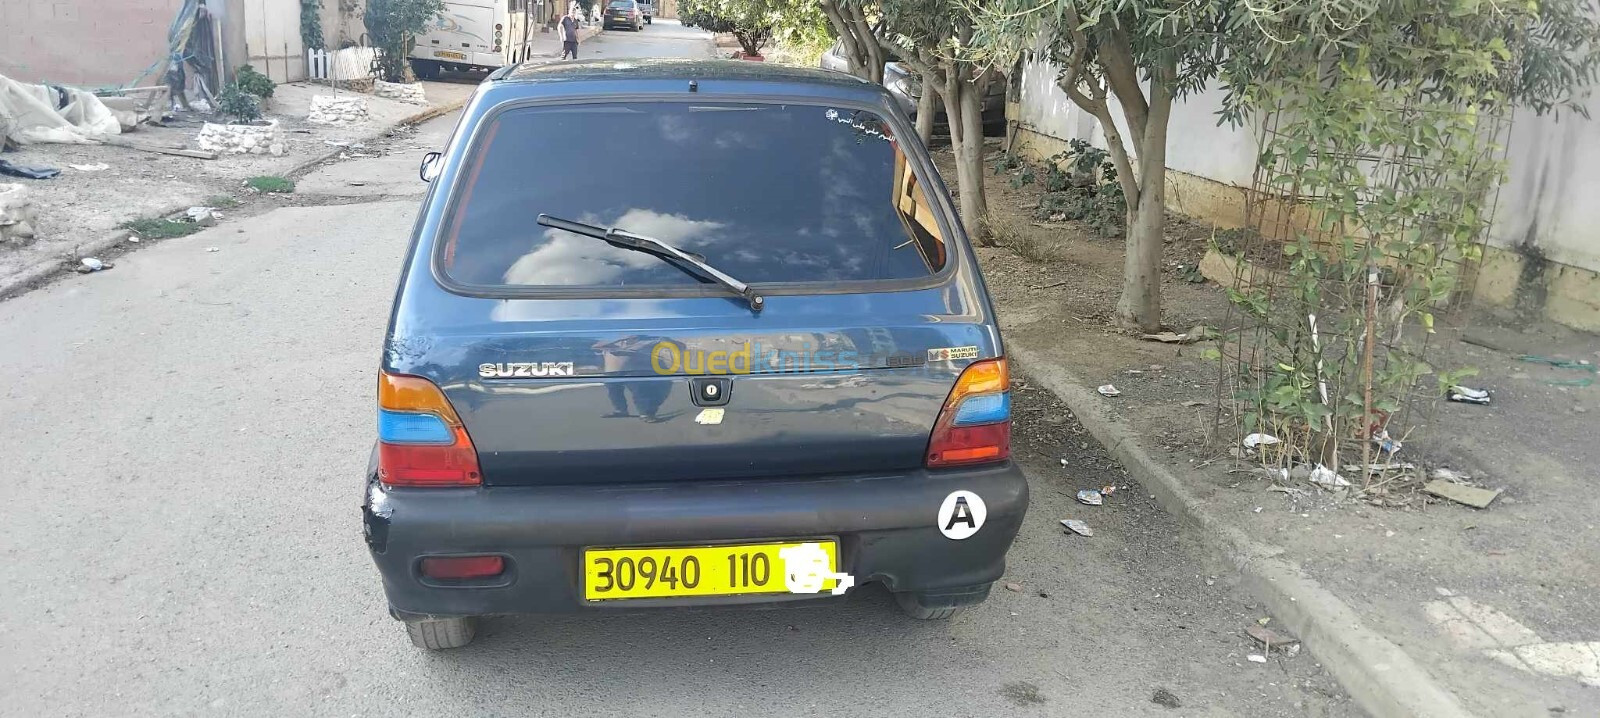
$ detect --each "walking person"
[559,7,581,60]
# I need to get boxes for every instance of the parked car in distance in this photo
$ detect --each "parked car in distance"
[818,37,901,76]
[603,0,644,31]
[818,37,855,74]
[884,61,1007,136]
[820,44,1005,136]
[636,0,654,24]
[367,59,1028,650]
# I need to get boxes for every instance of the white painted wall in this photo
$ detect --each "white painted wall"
[1016,58,1600,274]
[1016,56,1258,187]
[1489,98,1600,273]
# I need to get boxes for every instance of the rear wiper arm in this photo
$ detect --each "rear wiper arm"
[536,214,764,312]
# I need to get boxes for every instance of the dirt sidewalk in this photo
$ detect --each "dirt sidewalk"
[952,147,1600,716]
[0,79,475,298]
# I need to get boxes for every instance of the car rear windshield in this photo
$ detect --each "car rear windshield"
[438,101,949,289]
[607,1,631,7]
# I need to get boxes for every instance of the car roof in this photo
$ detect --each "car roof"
[488,59,883,103]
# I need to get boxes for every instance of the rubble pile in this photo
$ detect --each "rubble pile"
[307,95,369,126]
[0,183,37,245]
[197,120,284,155]
[373,80,427,105]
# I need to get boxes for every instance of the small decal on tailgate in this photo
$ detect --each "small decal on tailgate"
[928,345,980,362]
[937,490,987,540]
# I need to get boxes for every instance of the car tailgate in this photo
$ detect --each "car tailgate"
[394,290,998,486]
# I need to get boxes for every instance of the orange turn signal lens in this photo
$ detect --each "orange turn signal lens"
[380,372,463,426]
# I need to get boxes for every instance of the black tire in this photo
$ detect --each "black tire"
[405,616,477,650]
[894,592,968,620]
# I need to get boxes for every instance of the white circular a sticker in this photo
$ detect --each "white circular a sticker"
[937,490,987,540]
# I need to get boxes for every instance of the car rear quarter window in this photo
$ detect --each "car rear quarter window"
[437,101,948,290]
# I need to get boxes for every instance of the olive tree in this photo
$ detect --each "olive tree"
[682,0,831,58]
[889,0,999,243]
[366,0,445,82]
[817,0,939,145]
[969,0,1237,330]
[970,0,1600,332]
[817,0,888,82]
[819,0,994,243]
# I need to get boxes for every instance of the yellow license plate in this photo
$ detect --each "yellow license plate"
[433,50,467,60]
[584,540,839,600]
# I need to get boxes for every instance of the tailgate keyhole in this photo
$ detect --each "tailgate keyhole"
[690,377,731,407]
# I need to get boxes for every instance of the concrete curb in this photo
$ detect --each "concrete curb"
[1010,343,1476,718]
[0,98,467,302]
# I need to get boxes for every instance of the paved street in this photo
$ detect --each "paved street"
[0,26,1356,717]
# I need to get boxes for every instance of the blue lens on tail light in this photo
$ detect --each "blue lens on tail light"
[378,409,454,444]
[952,392,1010,426]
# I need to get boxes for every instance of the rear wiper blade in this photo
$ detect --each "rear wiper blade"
[537,214,764,312]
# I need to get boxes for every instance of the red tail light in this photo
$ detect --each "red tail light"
[421,555,504,580]
[377,371,482,487]
[926,358,1012,467]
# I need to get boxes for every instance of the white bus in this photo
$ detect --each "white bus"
[408,0,543,78]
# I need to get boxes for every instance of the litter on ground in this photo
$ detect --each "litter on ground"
[1245,624,1300,652]
[1097,384,1121,397]
[1448,385,1491,405]
[1242,433,1281,449]
[1423,480,1502,509]
[1060,519,1093,537]
[1308,464,1352,488]
[1372,429,1402,455]
[1077,489,1103,506]
[184,206,217,226]
[0,159,61,180]
[1141,331,1196,344]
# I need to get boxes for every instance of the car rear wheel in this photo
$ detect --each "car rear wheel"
[894,591,968,620]
[405,616,477,649]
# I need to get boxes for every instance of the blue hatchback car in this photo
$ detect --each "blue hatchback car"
[364,59,1029,649]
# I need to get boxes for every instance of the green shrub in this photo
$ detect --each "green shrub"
[235,65,276,99]
[215,83,263,123]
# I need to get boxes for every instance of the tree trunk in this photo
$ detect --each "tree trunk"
[817,0,882,83]
[916,84,937,146]
[1114,100,1170,333]
[942,69,990,244]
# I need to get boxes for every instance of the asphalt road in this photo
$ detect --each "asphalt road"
[0,26,1359,718]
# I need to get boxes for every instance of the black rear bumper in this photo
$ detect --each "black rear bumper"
[363,461,1028,618]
